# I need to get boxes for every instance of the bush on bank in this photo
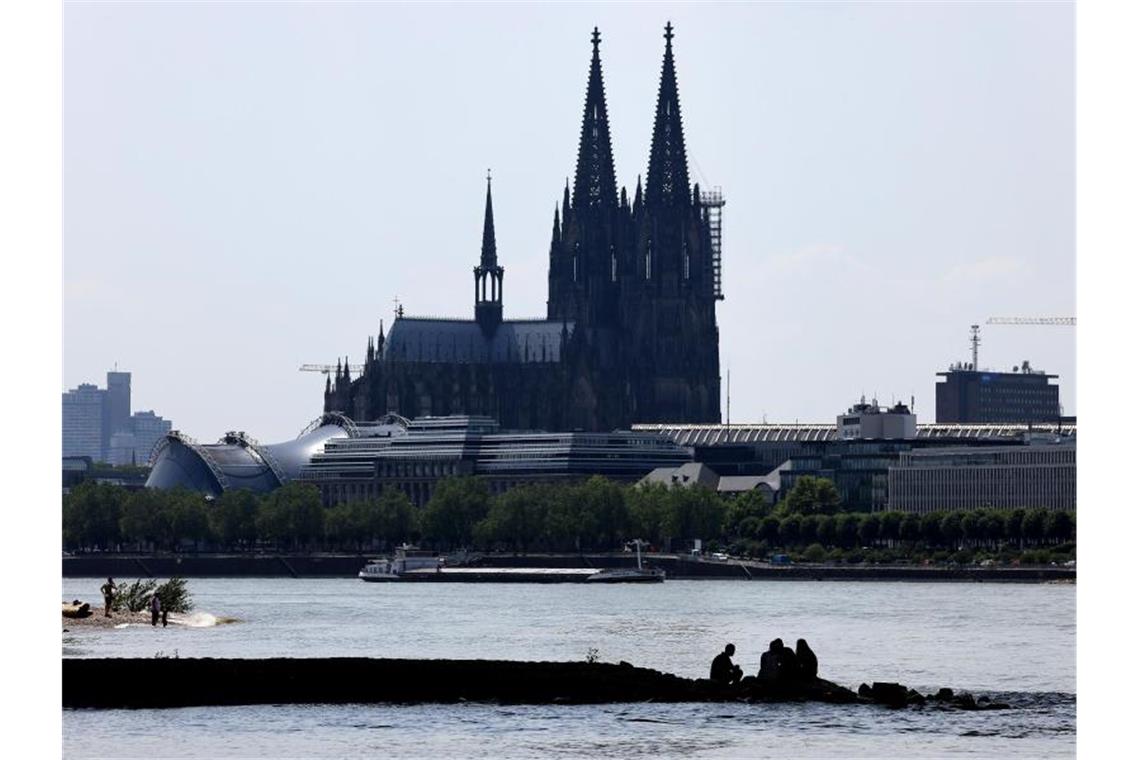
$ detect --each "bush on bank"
[62,476,1076,565]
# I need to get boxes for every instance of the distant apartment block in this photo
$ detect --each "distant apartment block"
[888,441,1075,513]
[935,362,1060,423]
[61,370,172,464]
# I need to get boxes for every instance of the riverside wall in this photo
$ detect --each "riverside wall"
[62,554,1075,582]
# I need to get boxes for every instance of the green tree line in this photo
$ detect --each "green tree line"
[63,475,1075,564]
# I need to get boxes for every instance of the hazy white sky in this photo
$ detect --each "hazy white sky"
[64,1,1075,442]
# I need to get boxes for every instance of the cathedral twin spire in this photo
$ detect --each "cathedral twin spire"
[572,27,619,211]
[568,22,693,215]
[644,22,691,209]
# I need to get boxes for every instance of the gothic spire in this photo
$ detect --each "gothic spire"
[645,22,691,209]
[572,27,618,210]
[551,205,561,247]
[481,170,497,267]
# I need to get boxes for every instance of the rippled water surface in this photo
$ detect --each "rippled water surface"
[62,578,1075,758]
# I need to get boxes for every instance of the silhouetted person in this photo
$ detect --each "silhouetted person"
[162,608,168,628]
[710,643,743,685]
[796,639,818,680]
[150,593,161,627]
[100,578,117,618]
[759,638,783,682]
[777,641,799,680]
[760,638,799,683]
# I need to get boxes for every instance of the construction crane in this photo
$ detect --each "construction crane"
[986,317,1076,326]
[299,363,364,376]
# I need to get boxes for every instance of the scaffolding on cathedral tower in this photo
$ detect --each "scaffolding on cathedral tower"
[699,187,726,300]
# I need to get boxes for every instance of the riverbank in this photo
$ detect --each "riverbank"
[63,553,1075,582]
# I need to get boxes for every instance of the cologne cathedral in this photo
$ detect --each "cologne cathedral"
[325,23,724,432]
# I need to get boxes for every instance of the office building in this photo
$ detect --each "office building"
[935,362,1061,423]
[888,440,1076,513]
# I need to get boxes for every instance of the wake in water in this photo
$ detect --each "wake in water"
[108,612,240,629]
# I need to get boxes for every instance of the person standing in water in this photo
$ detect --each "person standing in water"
[100,578,117,618]
[150,592,162,627]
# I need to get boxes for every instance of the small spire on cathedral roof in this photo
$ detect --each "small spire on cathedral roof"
[480,170,497,267]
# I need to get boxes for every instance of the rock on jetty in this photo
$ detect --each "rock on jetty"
[62,658,1007,711]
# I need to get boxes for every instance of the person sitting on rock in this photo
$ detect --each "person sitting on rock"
[795,639,818,680]
[759,638,783,681]
[776,640,799,681]
[709,643,743,686]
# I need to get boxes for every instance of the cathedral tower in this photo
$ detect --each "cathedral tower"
[548,27,630,331]
[625,22,721,423]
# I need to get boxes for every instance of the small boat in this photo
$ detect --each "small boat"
[585,567,665,583]
[359,546,443,582]
[586,540,664,583]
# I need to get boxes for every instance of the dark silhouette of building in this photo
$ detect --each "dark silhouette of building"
[935,362,1060,423]
[325,24,722,432]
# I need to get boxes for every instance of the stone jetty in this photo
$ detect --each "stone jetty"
[62,658,1009,711]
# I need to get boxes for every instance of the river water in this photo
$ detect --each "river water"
[62,578,1075,758]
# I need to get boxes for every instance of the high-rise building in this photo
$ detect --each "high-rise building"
[108,430,138,467]
[325,24,722,431]
[61,370,172,464]
[62,383,107,460]
[129,410,173,465]
[106,371,132,435]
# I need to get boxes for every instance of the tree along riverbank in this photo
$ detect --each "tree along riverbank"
[64,477,1076,569]
[62,553,1075,582]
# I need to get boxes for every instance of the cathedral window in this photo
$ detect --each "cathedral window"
[573,256,578,282]
[611,251,617,282]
